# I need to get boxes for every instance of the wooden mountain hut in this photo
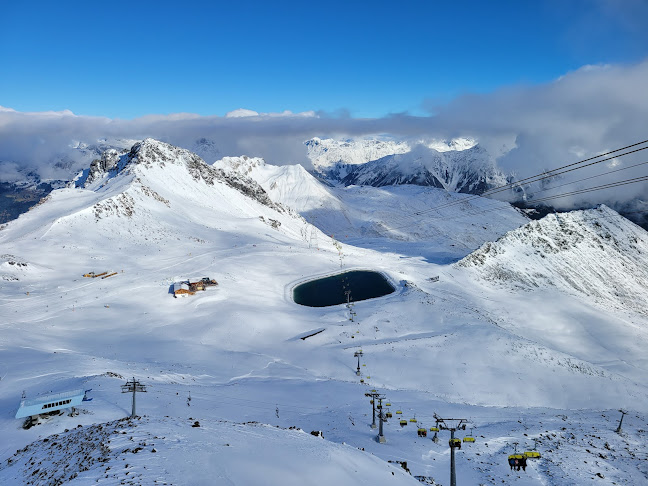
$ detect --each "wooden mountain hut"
[173,282,193,297]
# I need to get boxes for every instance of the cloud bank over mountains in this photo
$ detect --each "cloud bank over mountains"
[1,59,647,206]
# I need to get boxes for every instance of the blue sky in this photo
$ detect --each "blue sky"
[1,0,647,119]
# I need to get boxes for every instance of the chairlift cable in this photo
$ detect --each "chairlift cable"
[389,175,648,229]
[384,140,648,230]
[403,141,648,219]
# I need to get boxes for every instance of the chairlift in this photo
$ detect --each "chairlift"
[360,379,364,383]
[508,443,528,471]
[396,410,403,415]
[449,438,462,449]
[417,427,427,437]
[370,400,374,405]
[430,426,439,432]
[386,411,393,419]
[463,428,476,443]
[400,419,407,427]
[409,418,417,423]
[385,402,391,407]
[524,439,541,459]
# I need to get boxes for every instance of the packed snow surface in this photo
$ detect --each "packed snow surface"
[1,139,647,485]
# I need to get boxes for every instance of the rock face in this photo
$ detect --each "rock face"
[457,205,648,314]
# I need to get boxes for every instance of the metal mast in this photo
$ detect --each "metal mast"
[121,377,147,418]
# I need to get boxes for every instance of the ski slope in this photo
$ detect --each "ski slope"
[1,139,647,485]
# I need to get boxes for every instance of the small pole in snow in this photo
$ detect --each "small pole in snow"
[121,377,147,418]
[615,409,627,434]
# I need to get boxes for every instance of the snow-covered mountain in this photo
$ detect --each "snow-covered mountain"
[458,205,648,314]
[215,155,344,214]
[306,137,508,197]
[0,138,137,224]
[339,144,508,194]
[190,137,222,163]
[1,139,647,485]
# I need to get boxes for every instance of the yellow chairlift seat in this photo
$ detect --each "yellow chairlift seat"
[376,404,382,409]
[430,427,439,432]
[400,420,407,427]
[409,418,417,423]
[396,410,402,414]
[417,428,427,437]
[449,438,462,449]
[360,379,364,383]
[366,376,371,379]
[524,451,541,459]
[386,412,393,418]
[508,454,524,460]
[463,428,476,443]
[370,400,374,404]
[371,389,377,393]
[385,402,391,407]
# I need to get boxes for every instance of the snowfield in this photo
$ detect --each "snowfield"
[1,139,647,485]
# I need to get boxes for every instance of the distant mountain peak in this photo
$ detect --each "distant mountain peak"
[74,139,284,213]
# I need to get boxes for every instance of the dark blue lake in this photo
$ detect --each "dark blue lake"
[293,270,395,307]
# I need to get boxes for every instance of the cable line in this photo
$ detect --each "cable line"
[385,176,648,228]
[385,140,648,229]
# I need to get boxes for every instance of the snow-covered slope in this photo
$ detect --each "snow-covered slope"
[216,155,527,262]
[1,140,647,485]
[458,205,648,314]
[215,155,344,214]
[0,416,418,485]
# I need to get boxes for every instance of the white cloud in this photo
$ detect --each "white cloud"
[1,58,647,210]
[225,108,260,118]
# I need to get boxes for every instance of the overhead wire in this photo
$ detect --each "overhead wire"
[391,182,648,228]
[414,140,648,216]
[383,140,648,230]
[384,151,648,231]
